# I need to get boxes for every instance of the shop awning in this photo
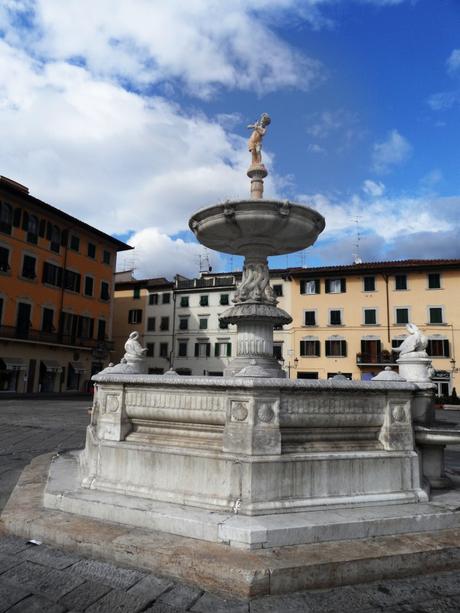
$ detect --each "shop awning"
[42,360,62,373]
[70,361,87,374]
[2,358,27,371]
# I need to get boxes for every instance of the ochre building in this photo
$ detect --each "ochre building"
[0,176,131,393]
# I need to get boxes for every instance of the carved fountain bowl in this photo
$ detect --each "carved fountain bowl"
[189,199,325,257]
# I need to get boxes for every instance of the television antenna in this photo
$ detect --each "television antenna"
[199,248,212,274]
[352,216,362,264]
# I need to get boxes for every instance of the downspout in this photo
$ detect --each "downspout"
[383,273,390,344]
[170,284,177,369]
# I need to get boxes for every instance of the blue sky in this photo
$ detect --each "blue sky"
[0,0,459,278]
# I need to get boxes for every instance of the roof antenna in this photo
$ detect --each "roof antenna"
[352,216,362,264]
[199,248,212,275]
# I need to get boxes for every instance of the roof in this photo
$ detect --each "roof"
[284,259,460,277]
[0,176,132,252]
[115,277,173,290]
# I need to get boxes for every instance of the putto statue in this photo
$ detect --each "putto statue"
[123,331,148,361]
[98,331,148,374]
[394,323,428,356]
[247,113,271,166]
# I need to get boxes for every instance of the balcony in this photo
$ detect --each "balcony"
[176,276,235,290]
[356,352,397,366]
[0,326,114,351]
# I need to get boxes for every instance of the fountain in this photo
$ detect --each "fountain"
[14,114,460,596]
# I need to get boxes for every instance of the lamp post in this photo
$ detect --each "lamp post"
[279,356,299,378]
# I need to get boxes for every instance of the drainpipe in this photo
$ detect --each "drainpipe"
[383,274,390,344]
[169,284,177,369]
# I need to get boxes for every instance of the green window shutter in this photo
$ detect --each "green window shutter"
[227,343,231,357]
[206,343,211,357]
[215,343,220,357]
[315,279,320,293]
[194,343,199,357]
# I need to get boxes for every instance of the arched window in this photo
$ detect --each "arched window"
[50,225,61,253]
[27,214,39,244]
[0,203,12,234]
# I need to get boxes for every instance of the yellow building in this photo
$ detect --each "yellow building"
[288,259,460,395]
[0,176,131,393]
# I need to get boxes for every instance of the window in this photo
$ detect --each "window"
[159,342,169,358]
[160,316,169,331]
[0,202,12,234]
[195,342,211,358]
[297,372,319,379]
[219,320,229,329]
[77,316,94,339]
[304,310,316,326]
[149,293,158,305]
[128,309,142,324]
[97,319,106,341]
[363,276,375,292]
[220,294,229,305]
[395,307,409,325]
[200,295,209,307]
[87,242,96,258]
[84,276,94,297]
[60,312,78,340]
[199,318,208,330]
[162,293,171,304]
[179,318,188,330]
[273,284,283,297]
[300,340,320,357]
[325,278,346,294]
[133,287,141,299]
[147,317,156,331]
[103,250,111,265]
[0,247,9,272]
[146,343,154,357]
[395,274,407,290]
[273,343,283,360]
[41,308,54,333]
[100,281,110,301]
[300,279,320,295]
[42,262,63,287]
[428,273,441,289]
[149,368,164,375]
[178,341,188,357]
[325,339,347,357]
[427,339,450,358]
[50,225,61,253]
[428,307,444,324]
[22,255,36,279]
[26,215,39,244]
[0,297,3,323]
[13,208,22,228]
[329,310,342,325]
[363,308,377,325]
[69,235,80,251]
[180,296,189,307]
[215,342,231,357]
[64,270,81,293]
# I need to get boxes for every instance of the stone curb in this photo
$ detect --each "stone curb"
[3,453,460,598]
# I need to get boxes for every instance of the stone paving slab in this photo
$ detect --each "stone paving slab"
[58,580,112,611]
[0,576,31,613]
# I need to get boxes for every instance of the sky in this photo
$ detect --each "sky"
[0,0,459,279]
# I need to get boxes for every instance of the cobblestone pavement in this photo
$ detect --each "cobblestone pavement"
[1,399,460,612]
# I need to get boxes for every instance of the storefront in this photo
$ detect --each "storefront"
[0,358,27,392]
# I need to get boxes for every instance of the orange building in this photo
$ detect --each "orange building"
[0,176,131,393]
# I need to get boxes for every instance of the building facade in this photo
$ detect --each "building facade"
[113,259,459,392]
[289,259,460,394]
[0,176,131,393]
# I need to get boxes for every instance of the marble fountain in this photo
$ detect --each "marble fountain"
[5,114,460,597]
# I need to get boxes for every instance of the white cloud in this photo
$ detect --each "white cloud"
[0,39,286,236]
[307,143,326,154]
[0,0,324,97]
[447,49,460,75]
[117,228,225,279]
[362,179,385,197]
[371,129,412,173]
[428,91,460,111]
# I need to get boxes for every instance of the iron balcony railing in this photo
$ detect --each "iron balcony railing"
[356,352,397,365]
[0,325,114,350]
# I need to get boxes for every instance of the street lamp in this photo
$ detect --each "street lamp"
[279,356,299,378]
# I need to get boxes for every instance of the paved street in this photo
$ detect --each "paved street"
[1,398,460,612]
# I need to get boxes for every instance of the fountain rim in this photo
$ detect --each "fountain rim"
[188,198,326,232]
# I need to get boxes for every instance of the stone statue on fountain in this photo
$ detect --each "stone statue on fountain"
[247,113,271,199]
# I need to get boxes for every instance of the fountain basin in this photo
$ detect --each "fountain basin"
[189,199,325,256]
